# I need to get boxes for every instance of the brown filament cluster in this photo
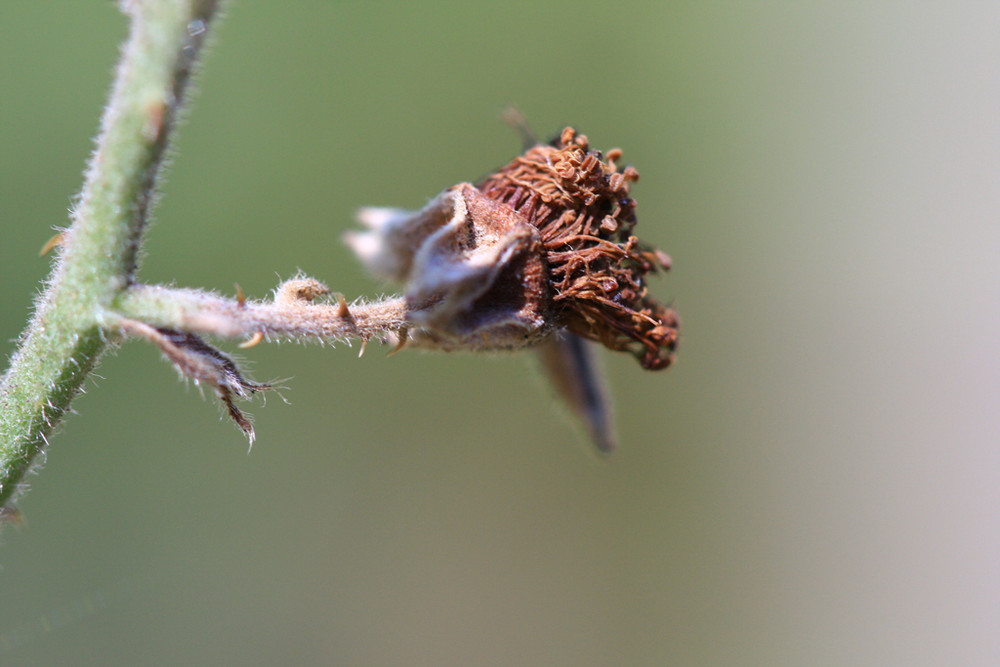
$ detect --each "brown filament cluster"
[478,128,678,370]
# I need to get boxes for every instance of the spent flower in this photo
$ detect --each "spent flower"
[347,127,678,370]
[118,127,678,452]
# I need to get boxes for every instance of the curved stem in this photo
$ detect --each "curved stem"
[0,0,221,510]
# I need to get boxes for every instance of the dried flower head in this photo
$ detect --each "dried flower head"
[347,127,678,369]
[118,127,678,452]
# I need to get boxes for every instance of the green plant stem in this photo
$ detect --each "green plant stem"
[0,0,220,510]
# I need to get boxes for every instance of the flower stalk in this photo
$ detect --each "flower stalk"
[113,282,409,344]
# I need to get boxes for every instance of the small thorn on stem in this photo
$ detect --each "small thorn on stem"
[39,232,65,257]
[239,331,265,349]
[387,328,409,357]
[235,283,246,308]
[333,292,351,319]
[358,337,369,358]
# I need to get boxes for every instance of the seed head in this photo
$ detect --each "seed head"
[124,128,678,451]
[347,127,678,369]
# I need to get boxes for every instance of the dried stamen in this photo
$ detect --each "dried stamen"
[478,127,678,369]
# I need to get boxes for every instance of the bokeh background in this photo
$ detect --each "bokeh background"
[2,3,998,665]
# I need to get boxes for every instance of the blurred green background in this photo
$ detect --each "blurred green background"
[2,2,998,665]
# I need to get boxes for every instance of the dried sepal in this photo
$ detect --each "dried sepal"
[348,191,457,284]
[118,318,268,442]
[536,333,615,453]
[405,184,552,349]
[348,184,553,352]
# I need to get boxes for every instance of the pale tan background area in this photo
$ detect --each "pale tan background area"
[1,3,997,665]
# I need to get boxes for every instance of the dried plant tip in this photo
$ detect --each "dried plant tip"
[118,318,268,442]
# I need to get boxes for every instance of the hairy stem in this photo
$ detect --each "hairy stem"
[109,281,409,444]
[0,0,221,510]
[113,283,409,343]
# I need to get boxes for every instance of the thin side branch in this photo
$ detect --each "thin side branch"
[111,282,409,343]
[107,280,410,442]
